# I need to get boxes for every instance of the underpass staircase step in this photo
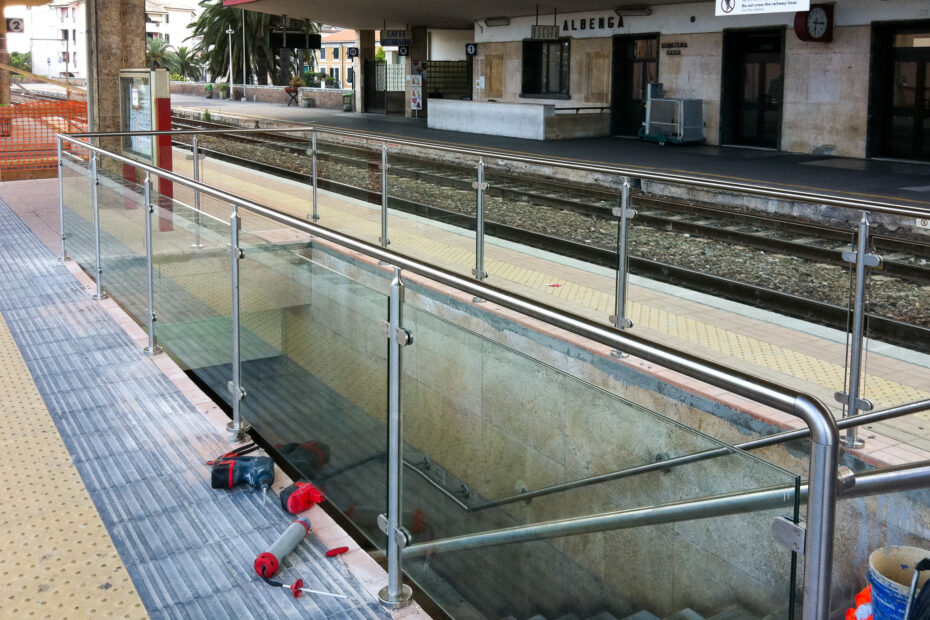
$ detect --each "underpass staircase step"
[663,610,703,620]
[706,607,756,620]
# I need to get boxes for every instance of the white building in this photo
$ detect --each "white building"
[144,0,200,48]
[26,0,201,80]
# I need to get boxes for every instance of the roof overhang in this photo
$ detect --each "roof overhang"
[224,0,705,30]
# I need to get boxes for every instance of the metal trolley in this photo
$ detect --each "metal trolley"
[639,83,705,146]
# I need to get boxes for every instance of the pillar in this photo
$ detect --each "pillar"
[86,0,145,139]
[404,27,427,118]
[354,29,375,113]
[0,13,8,106]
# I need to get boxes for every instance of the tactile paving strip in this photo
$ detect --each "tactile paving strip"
[0,197,391,620]
[0,312,147,619]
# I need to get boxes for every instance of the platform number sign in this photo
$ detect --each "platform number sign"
[347,47,359,58]
[398,45,409,57]
[918,217,930,230]
[465,43,478,56]
[6,18,24,34]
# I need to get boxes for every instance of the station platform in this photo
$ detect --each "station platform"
[0,182,430,619]
[171,93,930,209]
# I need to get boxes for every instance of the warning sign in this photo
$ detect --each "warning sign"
[918,217,930,230]
[716,0,809,16]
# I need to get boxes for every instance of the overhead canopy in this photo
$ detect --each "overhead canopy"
[223,0,704,30]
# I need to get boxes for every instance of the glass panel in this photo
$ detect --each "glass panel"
[480,168,618,325]
[236,210,390,551]
[60,145,95,270]
[860,224,930,457]
[894,61,918,108]
[626,191,857,421]
[150,188,233,377]
[402,301,800,619]
[894,31,930,48]
[94,155,149,322]
[313,134,383,247]
[385,144,478,276]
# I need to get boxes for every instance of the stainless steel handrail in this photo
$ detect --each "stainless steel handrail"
[437,399,930,512]
[57,133,839,619]
[394,460,930,560]
[63,127,930,219]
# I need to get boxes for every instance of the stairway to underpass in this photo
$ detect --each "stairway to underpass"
[58,184,796,619]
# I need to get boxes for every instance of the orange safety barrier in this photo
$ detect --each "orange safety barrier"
[0,101,87,179]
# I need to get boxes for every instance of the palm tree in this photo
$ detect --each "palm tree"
[145,37,173,70]
[189,1,318,85]
[170,46,201,80]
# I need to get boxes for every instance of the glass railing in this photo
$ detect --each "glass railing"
[400,302,800,618]
[156,126,930,464]
[57,127,930,620]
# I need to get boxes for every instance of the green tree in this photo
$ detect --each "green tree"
[168,46,200,80]
[10,51,31,73]
[145,37,173,69]
[189,1,318,86]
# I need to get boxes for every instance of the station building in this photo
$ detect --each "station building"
[230,0,930,161]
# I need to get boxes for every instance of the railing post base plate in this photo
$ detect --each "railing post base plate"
[227,420,252,442]
[93,292,109,301]
[142,345,163,357]
[377,584,412,610]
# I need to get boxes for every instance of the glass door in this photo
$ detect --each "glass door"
[725,30,784,148]
[883,30,930,159]
[611,34,659,136]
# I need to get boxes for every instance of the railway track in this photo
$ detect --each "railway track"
[170,116,930,352]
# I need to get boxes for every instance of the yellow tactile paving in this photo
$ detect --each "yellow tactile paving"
[0,313,147,619]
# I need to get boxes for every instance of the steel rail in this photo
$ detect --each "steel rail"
[63,127,930,219]
[393,460,930,560]
[58,133,840,619]
[442,399,930,512]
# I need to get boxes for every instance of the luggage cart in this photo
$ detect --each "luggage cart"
[639,84,704,146]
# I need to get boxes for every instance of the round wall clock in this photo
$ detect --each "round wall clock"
[794,4,834,43]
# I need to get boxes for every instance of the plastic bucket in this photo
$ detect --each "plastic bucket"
[868,546,930,620]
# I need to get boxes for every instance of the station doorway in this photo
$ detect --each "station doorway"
[610,34,659,136]
[363,60,405,114]
[721,29,784,149]
[870,22,930,161]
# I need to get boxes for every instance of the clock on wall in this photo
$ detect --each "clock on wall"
[794,4,834,43]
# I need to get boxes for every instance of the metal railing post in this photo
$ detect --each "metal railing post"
[142,173,162,356]
[310,130,319,221]
[191,135,204,249]
[611,177,633,332]
[796,397,839,620]
[90,153,107,300]
[56,138,69,262]
[379,267,412,609]
[228,204,251,441]
[379,143,390,248]
[472,157,488,303]
[837,211,879,448]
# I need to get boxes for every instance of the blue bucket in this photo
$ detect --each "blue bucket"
[868,546,930,620]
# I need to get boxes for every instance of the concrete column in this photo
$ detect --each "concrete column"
[86,0,145,147]
[355,29,375,112]
[0,14,9,106]
[404,26,427,118]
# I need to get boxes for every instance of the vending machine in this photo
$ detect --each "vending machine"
[118,68,173,230]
